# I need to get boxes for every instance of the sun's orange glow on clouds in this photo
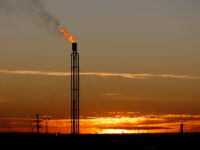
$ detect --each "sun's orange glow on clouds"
[1,113,200,134]
[0,69,200,79]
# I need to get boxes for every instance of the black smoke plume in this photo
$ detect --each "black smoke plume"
[0,0,61,33]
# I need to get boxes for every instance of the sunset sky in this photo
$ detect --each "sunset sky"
[0,0,200,134]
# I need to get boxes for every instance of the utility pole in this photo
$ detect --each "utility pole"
[33,114,42,134]
[43,116,51,134]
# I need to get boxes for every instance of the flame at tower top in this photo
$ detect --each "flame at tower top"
[60,28,77,43]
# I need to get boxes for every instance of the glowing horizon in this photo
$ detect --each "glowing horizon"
[1,113,200,134]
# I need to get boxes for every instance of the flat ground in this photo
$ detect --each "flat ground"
[1,133,199,149]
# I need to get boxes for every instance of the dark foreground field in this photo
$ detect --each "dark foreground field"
[1,133,200,149]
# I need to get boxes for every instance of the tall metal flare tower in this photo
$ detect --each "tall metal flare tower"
[71,43,80,134]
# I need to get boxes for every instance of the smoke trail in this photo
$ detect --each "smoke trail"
[0,0,61,33]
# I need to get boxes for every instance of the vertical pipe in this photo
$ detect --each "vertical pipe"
[71,53,73,133]
[71,43,79,134]
[77,53,80,134]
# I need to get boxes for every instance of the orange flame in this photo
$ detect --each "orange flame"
[60,28,77,43]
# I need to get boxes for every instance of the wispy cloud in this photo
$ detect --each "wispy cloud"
[104,93,120,96]
[0,69,200,80]
[0,69,70,76]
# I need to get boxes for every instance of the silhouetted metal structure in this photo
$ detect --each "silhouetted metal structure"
[34,114,41,134]
[71,43,80,134]
[180,123,184,134]
[43,116,51,134]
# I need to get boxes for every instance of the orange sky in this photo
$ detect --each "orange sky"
[1,113,200,134]
[0,0,200,134]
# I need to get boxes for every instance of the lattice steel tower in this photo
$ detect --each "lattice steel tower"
[71,43,80,134]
